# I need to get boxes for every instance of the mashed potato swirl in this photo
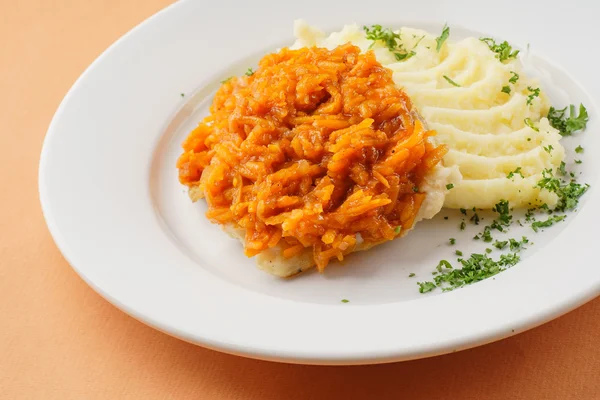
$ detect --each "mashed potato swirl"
[292,21,565,209]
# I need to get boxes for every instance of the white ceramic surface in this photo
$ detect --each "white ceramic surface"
[39,0,600,365]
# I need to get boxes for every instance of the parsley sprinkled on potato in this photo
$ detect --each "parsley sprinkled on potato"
[507,167,523,179]
[524,118,539,131]
[480,37,520,62]
[435,24,450,52]
[526,87,540,105]
[363,25,416,61]
[443,75,460,87]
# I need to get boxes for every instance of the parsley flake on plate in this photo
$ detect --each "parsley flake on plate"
[547,104,589,136]
[421,252,521,293]
[536,168,589,212]
[418,281,437,293]
[558,161,567,176]
[494,240,508,250]
[531,215,566,232]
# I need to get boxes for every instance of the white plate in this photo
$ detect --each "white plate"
[39,0,600,365]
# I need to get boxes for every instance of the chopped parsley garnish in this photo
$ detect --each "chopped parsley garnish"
[575,145,584,154]
[437,260,453,271]
[446,183,455,190]
[481,227,493,242]
[509,237,529,251]
[480,38,520,62]
[413,35,426,48]
[494,240,508,250]
[341,299,349,303]
[418,281,437,293]
[363,25,415,62]
[547,104,589,136]
[543,144,554,154]
[492,200,512,227]
[501,86,511,94]
[460,221,466,230]
[524,118,539,132]
[364,25,399,48]
[509,71,519,84]
[558,161,567,176]
[245,68,255,76]
[536,168,589,212]
[531,215,566,232]
[412,186,419,192]
[485,248,492,254]
[575,159,582,164]
[526,87,540,105]
[507,167,524,179]
[470,212,480,225]
[460,208,467,215]
[443,75,460,87]
[395,51,416,61]
[180,93,185,97]
[220,76,233,84]
[435,24,450,52]
[525,208,536,222]
[408,273,416,278]
[422,252,521,292]
[394,226,402,235]
[449,238,456,245]
[455,250,463,256]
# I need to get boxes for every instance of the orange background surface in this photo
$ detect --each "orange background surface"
[1,1,599,398]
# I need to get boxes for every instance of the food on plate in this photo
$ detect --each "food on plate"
[177,44,459,276]
[292,21,566,209]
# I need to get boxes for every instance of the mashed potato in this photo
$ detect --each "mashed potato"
[292,21,565,209]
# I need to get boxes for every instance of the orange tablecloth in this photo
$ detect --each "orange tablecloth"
[1,1,599,398]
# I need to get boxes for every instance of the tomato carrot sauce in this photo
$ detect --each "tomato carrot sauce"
[177,44,447,271]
